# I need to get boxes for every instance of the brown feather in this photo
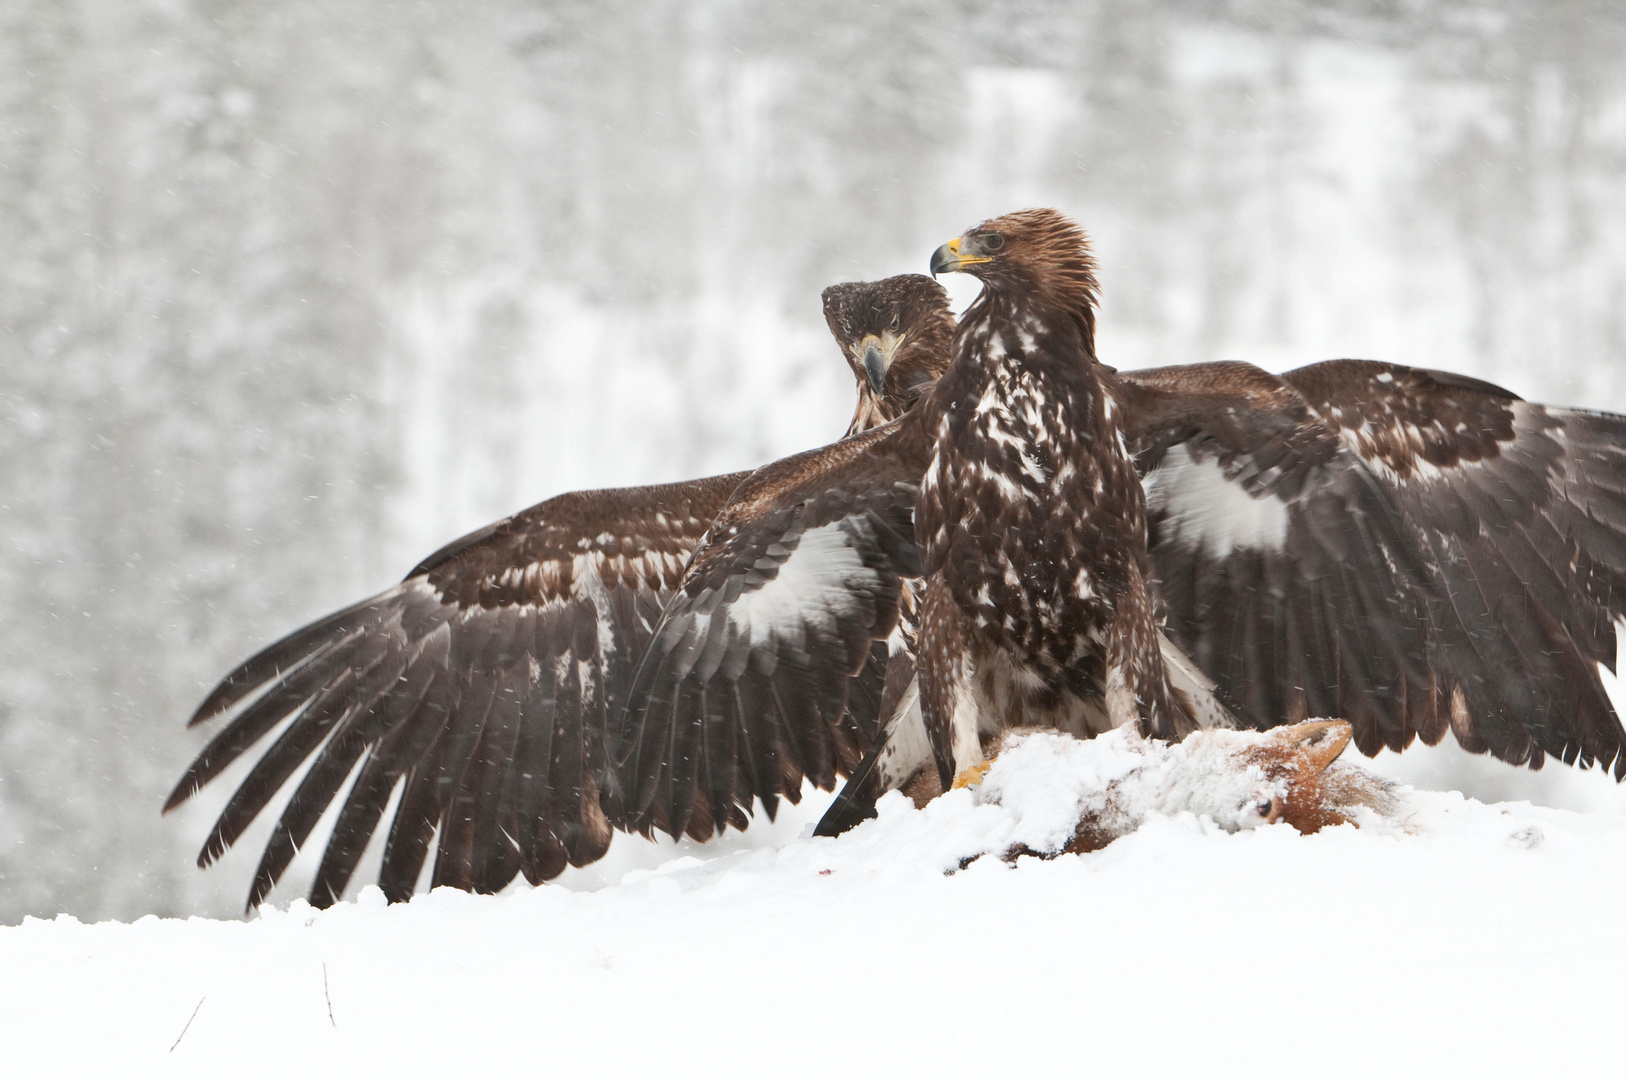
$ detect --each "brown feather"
[914,208,1194,790]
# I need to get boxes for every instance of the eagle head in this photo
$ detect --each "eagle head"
[931,207,1101,317]
[822,274,954,433]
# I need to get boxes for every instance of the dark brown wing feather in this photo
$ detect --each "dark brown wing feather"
[1283,359,1626,773]
[165,474,748,910]
[619,418,929,841]
[1120,359,1626,776]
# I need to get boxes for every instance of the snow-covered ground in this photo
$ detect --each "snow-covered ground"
[6,733,1624,1078]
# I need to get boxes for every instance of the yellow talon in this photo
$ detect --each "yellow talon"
[951,759,995,789]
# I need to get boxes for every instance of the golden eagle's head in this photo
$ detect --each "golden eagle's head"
[821,274,954,436]
[931,207,1101,319]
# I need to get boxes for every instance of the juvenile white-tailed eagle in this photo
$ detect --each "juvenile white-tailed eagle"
[167,274,954,910]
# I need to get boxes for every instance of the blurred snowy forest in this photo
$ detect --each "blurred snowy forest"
[5,0,1626,923]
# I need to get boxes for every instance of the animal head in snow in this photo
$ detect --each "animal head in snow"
[1074,720,1400,852]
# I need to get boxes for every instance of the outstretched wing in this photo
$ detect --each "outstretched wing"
[166,473,748,910]
[1284,359,1626,771]
[619,419,930,842]
[1118,360,1626,775]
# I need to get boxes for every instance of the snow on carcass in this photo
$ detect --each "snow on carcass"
[964,720,1405,860]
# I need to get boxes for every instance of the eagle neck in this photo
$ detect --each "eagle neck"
[847,338,950,438]
[844,388,888,438]
[960,286,1101,388]
[977,261,1100,351]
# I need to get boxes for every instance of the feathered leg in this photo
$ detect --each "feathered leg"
[918,576,983,789]
[1104,564,1189,740]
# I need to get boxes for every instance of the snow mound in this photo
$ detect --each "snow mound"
[6,730,1626,1077]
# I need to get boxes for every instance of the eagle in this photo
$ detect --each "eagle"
[165,274,953,910]
[912,209,1222,779]
[624,209,1626,841]
[624,209,1231,839]
[175,214,1626,909]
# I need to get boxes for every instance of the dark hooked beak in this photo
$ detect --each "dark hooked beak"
[863,344,888,394]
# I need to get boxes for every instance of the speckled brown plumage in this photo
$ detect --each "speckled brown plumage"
[167,276,951,910]
[823,227,1626,835]
[915,209,1194,788]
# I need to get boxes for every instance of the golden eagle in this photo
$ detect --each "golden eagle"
[166,274,952,910]
[625,210,1232,839]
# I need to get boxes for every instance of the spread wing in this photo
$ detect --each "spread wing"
[166,473,748,910]
[1119,360,1626,775]
[618,419,930,842]
[1285,359,1626,771]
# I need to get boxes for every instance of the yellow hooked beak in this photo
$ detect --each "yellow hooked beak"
[930,236,992,276]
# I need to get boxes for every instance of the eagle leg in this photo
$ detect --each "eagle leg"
[917,577,982,790]
[1104,565,1189,740]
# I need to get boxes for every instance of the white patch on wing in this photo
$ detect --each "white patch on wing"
[726,520,878,647]
[1143,444,1289,556]
[1103,660,1135,729]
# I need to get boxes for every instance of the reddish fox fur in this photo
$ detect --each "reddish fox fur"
[1230,719,1355,836]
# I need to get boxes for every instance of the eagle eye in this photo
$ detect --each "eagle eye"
[889,314,901,332]
[982,232,1005,252]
